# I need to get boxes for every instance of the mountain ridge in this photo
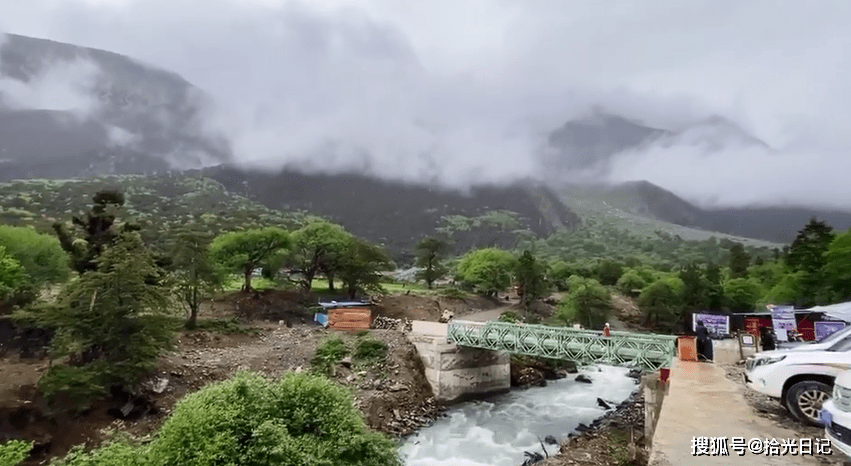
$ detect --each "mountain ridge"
[1,33,848,249]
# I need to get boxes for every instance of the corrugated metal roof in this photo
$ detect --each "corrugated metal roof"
[318,301,371,309]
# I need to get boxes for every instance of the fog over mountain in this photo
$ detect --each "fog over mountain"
[1,0,850,210]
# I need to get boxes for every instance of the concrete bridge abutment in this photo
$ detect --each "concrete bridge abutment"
[407,321,511,403]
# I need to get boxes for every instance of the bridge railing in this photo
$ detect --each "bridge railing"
[447,320,676,372]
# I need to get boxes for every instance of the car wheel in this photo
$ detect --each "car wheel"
[785,380,832,426]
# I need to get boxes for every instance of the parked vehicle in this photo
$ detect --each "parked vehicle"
[744,326,851,426]
[819,369,851,458]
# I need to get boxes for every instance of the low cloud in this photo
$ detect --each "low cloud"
[607,141,851,211]
[0,50,102,119]
[0,1,849,209]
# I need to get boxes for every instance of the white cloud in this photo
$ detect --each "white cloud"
[0,55,102,117]
[0,0,849,207]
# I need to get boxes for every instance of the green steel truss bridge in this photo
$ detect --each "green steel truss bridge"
[447,320,676,372]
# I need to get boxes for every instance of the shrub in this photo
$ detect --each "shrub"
[439,287,467,299]
[353,337,387,362]
[146,372,401,466]
[311,337,349,375]
[498,311,521,323]
[190,318,253,334]
[48,439,145,466]
[0,440,32,466]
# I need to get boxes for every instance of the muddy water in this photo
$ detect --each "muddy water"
[399,365,637,466]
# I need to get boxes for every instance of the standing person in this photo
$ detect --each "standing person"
[695,320,713,362]
[759,326,776,351]
[603,323,611,337]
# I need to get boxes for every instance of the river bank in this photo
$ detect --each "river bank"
[541,389,647,466]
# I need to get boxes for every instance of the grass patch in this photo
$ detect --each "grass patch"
[438,287,469,299]
[221,275,278,292]
[606,430,633,466]
[353,335,388,361]
[499,311,521,323]
[311,337,349,375]
[184,317,255,334]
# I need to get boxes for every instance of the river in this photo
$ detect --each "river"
[399,364,638,466]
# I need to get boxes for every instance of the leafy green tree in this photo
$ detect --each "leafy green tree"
[823,229,851,302]
[555,276,611,329]
[728,243,750,279]
[455,248,517,296]
[616,269,646,297]
[0,246,26,306]
[514,250,549,311]
[679,263,709,310]
[170,226,223,328]
[0,225,68,287]
[761,272,805,308]
[52,190,139,274]
[146,372,401,466]
[337,238,393,299]
[15,233,176,411]
[638,276,685,327]
[414,237,449,289]
[724,278,763,312]
[288,221,350,292]
[210,227,290,292]
[596,260,624,286]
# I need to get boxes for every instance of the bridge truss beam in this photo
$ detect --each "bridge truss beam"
[447,320,676,372]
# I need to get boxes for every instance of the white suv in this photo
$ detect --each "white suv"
[744,326,851,426]
[820,370,851,458]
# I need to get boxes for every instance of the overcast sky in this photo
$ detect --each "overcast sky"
[1,0,850,209]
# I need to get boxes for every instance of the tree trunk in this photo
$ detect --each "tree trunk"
[302,270,315,292]
[348,285,357,300]
[243,267,253,292]
[327,272,335,292]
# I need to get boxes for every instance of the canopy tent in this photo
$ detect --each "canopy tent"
[806,301,851,322]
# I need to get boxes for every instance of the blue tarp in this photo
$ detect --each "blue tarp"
[314,312,329,327]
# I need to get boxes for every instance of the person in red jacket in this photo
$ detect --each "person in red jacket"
[603,322,611,337]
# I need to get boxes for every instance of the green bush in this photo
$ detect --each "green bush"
[46,372,401,466]
[147,372,401,466]
[0,440,32,466]
[439,287,467,299]
[311,337,349,374]
[498,311,521,323]
[353,337,387,362]
[48,439,145,466]
[190,318,253,334]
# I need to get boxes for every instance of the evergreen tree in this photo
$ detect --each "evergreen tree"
[52,190,139,274]
[728,243,750,279]
[17,233,175,411]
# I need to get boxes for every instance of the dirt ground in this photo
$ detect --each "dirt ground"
[0,288,510,464]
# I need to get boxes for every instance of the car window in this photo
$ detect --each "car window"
[828,337,851,352]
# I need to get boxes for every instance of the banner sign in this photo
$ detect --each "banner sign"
[770,306,797,342]
[692,313,729,338]
[815,321,847,341]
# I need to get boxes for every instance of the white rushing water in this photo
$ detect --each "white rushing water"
[399,364,638,466]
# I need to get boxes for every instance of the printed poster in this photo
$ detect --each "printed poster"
[815,321,847,341]
[769,306,797,342]
[692,313,730,338]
